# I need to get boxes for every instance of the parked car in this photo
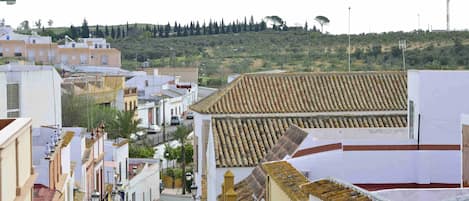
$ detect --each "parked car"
[186,111,194,119]
[170,116,181,125]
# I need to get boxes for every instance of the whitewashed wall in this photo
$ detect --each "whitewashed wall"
[128,163,160,201]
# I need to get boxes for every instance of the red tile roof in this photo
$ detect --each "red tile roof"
[191,72,407,114]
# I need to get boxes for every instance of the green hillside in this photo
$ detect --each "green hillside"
[31,23,469,86]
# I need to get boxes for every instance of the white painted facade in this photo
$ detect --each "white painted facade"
[104,138,129,197]
[64,127,87,191]
[137,101,156,128]
[128,161,160,201]
[0,65,62,128]
[288,70,469,187]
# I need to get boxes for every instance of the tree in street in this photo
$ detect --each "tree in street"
[173,125,191,194]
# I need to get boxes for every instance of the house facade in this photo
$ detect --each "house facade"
[104,138,129,200]
[0,118,37,201]
[127,158,160,201]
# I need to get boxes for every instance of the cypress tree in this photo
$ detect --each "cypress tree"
[81,19,89,38]
[243,17,247,32]
[126,22,129,32]
[203,22,206,35]
[105,25,109,36]
[195,22,201,35]
[214,22,219,34]
[249,16,254,31]
[164,23,170,37]
[189,22,194,35]
[116,26,121,38]
[220,19,225,34]
[111,26,115,39]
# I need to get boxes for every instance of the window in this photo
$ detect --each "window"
[119,162,122,182]
[142,192,144,201]
[7,84,20,118]
[125,102,128,111]
[101,55,108,65]
[132,192,136,201]
[99,44,103,48]
[32,39,36,44]
[80,54,87,64]
[14,47,21,56]
[71,43,75,48]
[171,109,174,116]
[94,44,98,49]
[409,100,415,139]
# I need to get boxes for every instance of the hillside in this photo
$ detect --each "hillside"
[32,24,469,86]
[108,29,469,85]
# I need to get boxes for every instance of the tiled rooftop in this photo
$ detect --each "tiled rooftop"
[229,126,308,201]
[300,179,373,201]
[191,72,407,114]
[263,161,309,201]
[213,114,406,167]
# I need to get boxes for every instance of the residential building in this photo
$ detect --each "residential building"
[124,87,138,112]
[0,118,37,201]
[0,26,122,67]
[140,67,198,83]
[104,137,129,200]
[58,38,121,67]
[62,75,125,108]
[137,101,157,128]
[190,72,407,200]
[32,127,74,201]
[233,70,469,201]
[0,64,62,128]
[127,158,160,201]
[65,125,105,201]
[126,74,197,125]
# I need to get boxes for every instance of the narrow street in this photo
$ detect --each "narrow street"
[138,119,193,146]
[160,194,192,201]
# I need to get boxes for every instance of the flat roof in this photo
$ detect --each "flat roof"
[0,64,55,72]
[303,127,409,141]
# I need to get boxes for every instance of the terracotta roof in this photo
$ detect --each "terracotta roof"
[300,179,373,201]
[229,126,308,201]
[213,114,407,168]
[262,161,309,201]
[191,72,407,114]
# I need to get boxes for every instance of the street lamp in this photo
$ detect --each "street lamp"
[185,172,193,193]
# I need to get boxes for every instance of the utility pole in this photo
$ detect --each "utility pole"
[399,40,406,71]
[162,98,166,142]
[348,6,351,72]
[447,0,450,31]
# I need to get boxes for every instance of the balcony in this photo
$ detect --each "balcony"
[124,87,137,97]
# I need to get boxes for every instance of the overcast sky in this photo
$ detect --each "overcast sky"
[1,0,468,34]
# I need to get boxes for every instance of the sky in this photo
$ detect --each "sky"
[0,0,468,34]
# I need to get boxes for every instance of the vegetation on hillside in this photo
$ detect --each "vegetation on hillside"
[17,18,469,87]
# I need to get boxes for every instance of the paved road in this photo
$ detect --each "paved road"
[160,194,192,201]
[137,119,193,146]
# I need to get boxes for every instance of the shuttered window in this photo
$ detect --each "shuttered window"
[7,83,20,117]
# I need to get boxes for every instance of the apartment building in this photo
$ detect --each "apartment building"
[0,26,121,67]
[0,118,37,201]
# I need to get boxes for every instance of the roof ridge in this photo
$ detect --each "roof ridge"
[190,74,246,113]
[244,71,405,77]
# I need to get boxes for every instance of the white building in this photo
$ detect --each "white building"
[137,101,157,128]
[32,127,74,201]
[190,72,408,200]
[286,70,469,190]
[0,64,62,128]
[126,74,198,125]
[104,137,129,200]
[127,158,160,201]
